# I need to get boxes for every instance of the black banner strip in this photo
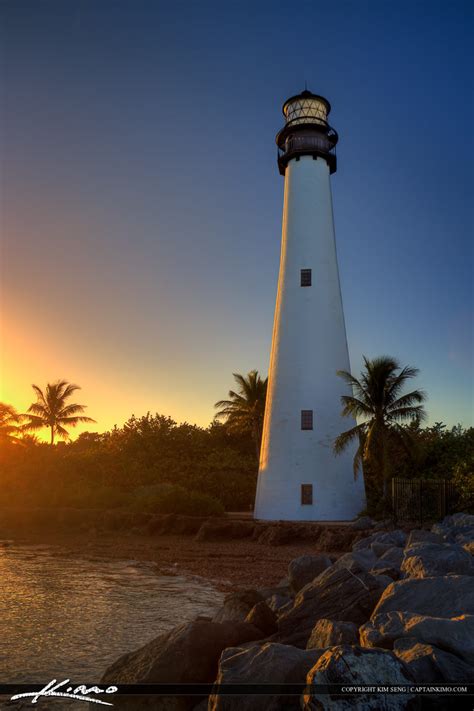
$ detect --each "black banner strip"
[1,684,473,696]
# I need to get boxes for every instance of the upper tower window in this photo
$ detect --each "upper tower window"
[301,410,313,430]
[301,269,312,287]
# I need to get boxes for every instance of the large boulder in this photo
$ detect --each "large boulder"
[278,565,386,647]
[288,554,332,593]
[209,642,324,711]
[431,513,474,544]
[353,529,407,552]
[332,548,377,573]
[266,593,293,614]
[213,590,263,624]
[406,529,444,547]
[245,601,278,636]
[378,546,404,569]
[306,619,358,649]
[303,645,414,710]
[101,619,263,710]
[401,542,473,578]
[360,611,474,664]
[394,638,474,683]
[371,576,474,619]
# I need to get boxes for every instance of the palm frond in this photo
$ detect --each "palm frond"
[340,395,374,419]
[334,424,364,454]
[387,405,427,422]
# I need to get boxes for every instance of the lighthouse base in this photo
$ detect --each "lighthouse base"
[254,445,366,522]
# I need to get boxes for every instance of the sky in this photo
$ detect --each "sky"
[1,0,473,440]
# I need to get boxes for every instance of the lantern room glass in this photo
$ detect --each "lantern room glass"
[284,97,328,127]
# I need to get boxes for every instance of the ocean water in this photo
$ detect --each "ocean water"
[0,541,224,689]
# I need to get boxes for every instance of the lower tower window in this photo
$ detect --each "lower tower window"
[301,410,313,430]
[301,484,313,505]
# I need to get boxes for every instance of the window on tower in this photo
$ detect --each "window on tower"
[300,269,312,287]
[301,484,313,505]
[301,410,313,430]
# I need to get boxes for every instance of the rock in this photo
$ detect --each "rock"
[258,583,292,599]
[371,541,397,557]
[379,546,404,568]
[373,519,393,531]
[361,611,474,664]
[101,619,263,710]
[257,525,292,546]
[332,548,377,572]
[463,541,474,556]
[257,584,293,613]
[245,601,278,636]
[195,519,255,541]
[278,565,386,647]
[371,575,474,619]
[266,593,293,614]
[445,512,474,528]
[401,542,473,578]
[213,590,263,624]
[431,514,474,544]
[353,529,407,552]
[306,619,359,649]
[394,638,474,683]
[288,554,332,593]
[406,529,443,546]
[316,527,361,552]
[369,566,400,581]
[209,642,324,711]
[370,573,394,589]
[303,645,414,710]
[349,516,374,530]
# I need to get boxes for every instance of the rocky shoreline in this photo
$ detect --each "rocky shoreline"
[94,512,474,710]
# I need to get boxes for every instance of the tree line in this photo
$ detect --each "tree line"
[0,357,472,515]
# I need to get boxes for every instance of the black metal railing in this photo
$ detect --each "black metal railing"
[392,478,457,526]
[278,132,337,159]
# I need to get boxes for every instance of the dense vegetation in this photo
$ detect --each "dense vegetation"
[0,364,472,516]
[0,414,257,515]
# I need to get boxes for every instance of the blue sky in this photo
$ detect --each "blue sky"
[1,0,473,432]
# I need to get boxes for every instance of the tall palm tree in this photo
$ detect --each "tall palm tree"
[215,370,268,461]
[334,356,426,500]
[0,402,23,445]
[25,380,96,445]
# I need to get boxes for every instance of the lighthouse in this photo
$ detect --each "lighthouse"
[254,89,366,521]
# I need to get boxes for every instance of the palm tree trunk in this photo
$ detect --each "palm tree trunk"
[50,426,54,446]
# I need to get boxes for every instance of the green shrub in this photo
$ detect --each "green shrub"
[452,461,474,514]
[128,483,224,517]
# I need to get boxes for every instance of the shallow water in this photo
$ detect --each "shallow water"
[0,541,224,684]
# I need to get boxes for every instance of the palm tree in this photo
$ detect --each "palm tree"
[215,370,267,461]
[0,402,23,445]
[334,356,426,501]
[25,380,96,445]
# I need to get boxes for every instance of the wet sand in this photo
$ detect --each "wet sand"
[6,529,326,591]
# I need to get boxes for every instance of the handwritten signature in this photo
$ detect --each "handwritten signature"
[11,678,118,705]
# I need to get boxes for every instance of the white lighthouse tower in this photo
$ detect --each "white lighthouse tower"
[254,89,366,521]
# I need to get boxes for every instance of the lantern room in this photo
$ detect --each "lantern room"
[276,89,338,175]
